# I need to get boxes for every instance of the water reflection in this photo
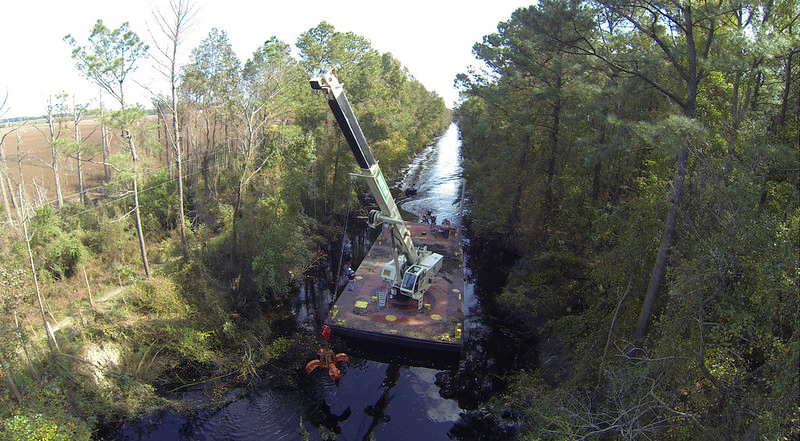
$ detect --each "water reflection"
[303,360,460,440]
[399,123,464,224]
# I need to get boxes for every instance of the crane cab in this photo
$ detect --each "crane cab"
[398,253,443,307]
[399,265,424,297]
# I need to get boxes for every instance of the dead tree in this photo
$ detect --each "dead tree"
[0,124,24,231]
[150,0,198,261]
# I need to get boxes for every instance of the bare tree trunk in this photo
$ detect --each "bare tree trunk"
[157,102,189,260]
[0,346,22,402]
[0,139,15,229]
[175,118,189,260]
[41,96,65,208]
[76,151,85,203]
[100,96,111,183]
[171,52,189,260]
[119,89,151,277]
[51,147,64,207]
[620,1,710,346]
[82,266,94,308]
[0,138,17,214]
[12,139,23,221]
[0,98,18,228]
[151,0,195,261]
[0,173,13,228]
[73,102,86,204]
[20,184,56,359]
[32,179,46,207]
[15,133,23,194]
[777,49,796,129]
[128,131,151,278]
[545,76,562,217]
[633,139,690,343]
[600,277,633,377]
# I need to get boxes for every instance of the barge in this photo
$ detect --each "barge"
[326,222,464,353]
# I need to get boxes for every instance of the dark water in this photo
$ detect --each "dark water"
[118,361,460,440]
[113,124,480,440]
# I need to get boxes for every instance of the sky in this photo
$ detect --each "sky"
[0,0,532,119]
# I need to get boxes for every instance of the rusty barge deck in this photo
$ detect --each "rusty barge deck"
[326,222,464,353]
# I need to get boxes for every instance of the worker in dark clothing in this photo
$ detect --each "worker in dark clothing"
[347,267,356,291]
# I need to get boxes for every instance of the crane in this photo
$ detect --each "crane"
[310,69,443,309]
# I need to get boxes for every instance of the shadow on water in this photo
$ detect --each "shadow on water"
[111,124,521,440]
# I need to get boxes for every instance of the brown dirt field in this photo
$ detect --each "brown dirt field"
[1,116,165,205]
[1,120,114,204]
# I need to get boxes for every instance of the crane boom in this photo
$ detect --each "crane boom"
[311,69,416,260]
[310,69,442,306]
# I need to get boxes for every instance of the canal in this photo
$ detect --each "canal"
[113,123,491,440]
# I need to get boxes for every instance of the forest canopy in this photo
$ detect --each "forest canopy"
[454,0,798,439]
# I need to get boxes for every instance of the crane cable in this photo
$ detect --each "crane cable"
[335,175,352,292]
[325,93,352,293]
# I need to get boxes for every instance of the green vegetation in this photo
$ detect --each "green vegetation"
[0,18,448,439]
[456,0,798,439]
[7,1,794,439]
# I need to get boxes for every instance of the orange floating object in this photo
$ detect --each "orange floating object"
[306,348,350,382]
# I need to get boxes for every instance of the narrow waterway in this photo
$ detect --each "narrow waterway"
[398,123,464,225]
[114,124,480,440]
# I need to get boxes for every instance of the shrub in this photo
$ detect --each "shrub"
[28,205,88,279]
[128,277,191,316]
[138,169,179,240]
[1,413,89,441]
[252,213,317,302]
[0,378,92,441]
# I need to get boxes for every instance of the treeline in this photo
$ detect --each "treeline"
[455,0,798,439]
[0,20,451,301]
[0,13,449,439]
[173,21,450,299]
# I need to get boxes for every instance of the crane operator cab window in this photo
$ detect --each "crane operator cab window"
[400,265,423,296]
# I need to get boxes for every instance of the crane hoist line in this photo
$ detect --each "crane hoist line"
[310,69,443,308]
